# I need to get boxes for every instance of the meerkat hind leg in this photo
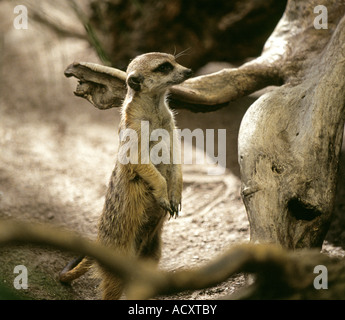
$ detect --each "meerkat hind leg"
[139,229,162,262]
[100,271,124,300]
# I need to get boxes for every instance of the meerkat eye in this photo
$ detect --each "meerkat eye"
[153,62,174,74]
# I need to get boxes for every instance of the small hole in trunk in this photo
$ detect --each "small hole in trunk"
[287,198,321,221]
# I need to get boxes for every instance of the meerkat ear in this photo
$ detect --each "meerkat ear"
[127,72,143,92]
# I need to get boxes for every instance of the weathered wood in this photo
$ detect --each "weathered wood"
[64,62,127,110]
[64,58,282,113]
[239,0,345,248]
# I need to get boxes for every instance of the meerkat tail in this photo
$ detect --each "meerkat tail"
[59,255,93,283]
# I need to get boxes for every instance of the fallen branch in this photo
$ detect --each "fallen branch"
[63,56,282,113]
[0,220,344,299]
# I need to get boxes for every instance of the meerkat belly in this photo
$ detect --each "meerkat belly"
[98,166,156,247]
[134,201,164,252]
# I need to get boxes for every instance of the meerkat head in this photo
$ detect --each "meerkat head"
[126,52,192,94]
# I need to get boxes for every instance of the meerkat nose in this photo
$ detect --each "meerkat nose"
[184,68,193,78]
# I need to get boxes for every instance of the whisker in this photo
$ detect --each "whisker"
[175,47,191,60]
[173,45,177,57]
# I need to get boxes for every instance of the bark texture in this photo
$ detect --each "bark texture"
[239,0,345,248]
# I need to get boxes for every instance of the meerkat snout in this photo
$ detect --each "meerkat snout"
[183,68,193,78]
[126,52,193,93]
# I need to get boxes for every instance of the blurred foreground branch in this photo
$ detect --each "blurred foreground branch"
[0,220,344,299]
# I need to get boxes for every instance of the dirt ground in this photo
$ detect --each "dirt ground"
[1,2,345,300]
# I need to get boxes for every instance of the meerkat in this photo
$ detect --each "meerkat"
[59,52,192,300]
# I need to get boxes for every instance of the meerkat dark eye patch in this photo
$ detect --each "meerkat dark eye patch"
[153,62,174,74]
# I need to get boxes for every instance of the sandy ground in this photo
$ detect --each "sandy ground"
[1,1,345,300]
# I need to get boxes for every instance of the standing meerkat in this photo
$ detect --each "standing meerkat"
[59,52,192,299]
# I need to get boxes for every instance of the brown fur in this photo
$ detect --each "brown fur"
[59,53,192,299]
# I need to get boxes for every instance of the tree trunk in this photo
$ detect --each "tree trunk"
[239,0,345,248]
[65,0,345,249]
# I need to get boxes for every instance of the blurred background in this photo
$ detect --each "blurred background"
[1,0,344,300]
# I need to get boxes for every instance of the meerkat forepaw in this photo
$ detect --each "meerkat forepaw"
[158,197,173,215]
[167,190,181,218]
[169,200,180,219]
[167,195,181,219]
